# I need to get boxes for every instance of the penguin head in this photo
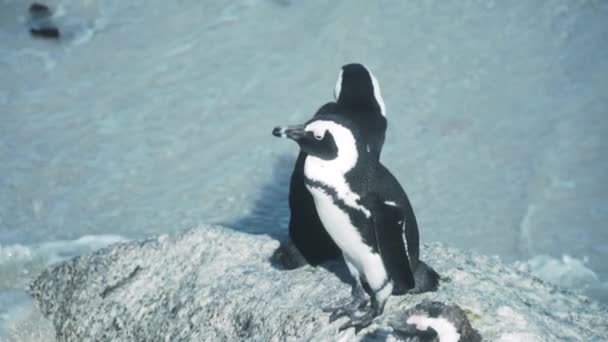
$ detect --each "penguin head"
[334,63,386,116]
[273,116,361,171]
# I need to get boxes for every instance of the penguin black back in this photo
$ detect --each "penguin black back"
[335,63,386,117]
[285,64,387,267]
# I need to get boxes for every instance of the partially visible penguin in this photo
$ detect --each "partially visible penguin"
[280,63,387,268]
[364,301,482,342]
[272,114,440,332]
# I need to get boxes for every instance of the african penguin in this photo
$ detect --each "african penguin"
[370,301,482,342]
[284,63,387,268]
[272,114,439,333]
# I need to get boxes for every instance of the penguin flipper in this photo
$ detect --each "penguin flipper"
[372,200,415,292]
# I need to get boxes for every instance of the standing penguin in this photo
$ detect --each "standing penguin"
[272,114,439,332]
[285,63,387,267]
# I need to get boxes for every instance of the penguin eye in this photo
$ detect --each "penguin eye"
[314,132,324,140]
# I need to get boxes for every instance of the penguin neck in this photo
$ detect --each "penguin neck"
[303,142,358,188]
[304,153,370,217]
[303,155,351,192]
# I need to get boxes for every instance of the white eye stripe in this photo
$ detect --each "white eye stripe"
[304,120,358,173]
[368,69,386,117]
[314,134,323,140]
[334,69,343,101]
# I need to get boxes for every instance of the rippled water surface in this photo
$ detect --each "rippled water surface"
[1,0,607,339]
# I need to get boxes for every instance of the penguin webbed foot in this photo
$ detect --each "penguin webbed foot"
[326,305,358,323]
[328,306,355,323]
[338,308,379,334]
[322,297,368,322]
[321,297,351,313]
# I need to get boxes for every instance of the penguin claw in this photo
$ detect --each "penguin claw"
[323,298,369,322]
[322,305,339,313]
[328,307,354,322]
[338,310,377,334]
[321,298,351,313]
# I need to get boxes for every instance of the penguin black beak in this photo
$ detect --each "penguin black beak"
[272,124,306,141]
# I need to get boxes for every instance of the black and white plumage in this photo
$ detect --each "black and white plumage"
[272,114,438,332]
[364,301,482,342]
[286,63,387,267]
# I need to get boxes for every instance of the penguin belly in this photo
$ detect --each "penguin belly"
[307,187,388,288]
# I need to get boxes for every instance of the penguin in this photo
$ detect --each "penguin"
[284,63,387,268]
[378,301,482,342]
[272,114,439,332]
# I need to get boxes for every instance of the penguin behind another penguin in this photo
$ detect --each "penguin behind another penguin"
[280,63,387,269]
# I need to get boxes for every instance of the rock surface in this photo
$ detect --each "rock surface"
[30,225,608,341]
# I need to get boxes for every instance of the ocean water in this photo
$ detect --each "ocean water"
[1,0,607,339]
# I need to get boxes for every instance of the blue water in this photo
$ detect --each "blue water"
[1,0,607,338]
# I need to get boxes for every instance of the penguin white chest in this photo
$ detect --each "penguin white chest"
[306,186,373,262]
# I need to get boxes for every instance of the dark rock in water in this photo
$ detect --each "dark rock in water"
[29,3,52,17]
[27,3,60,39]
[29,225,608,341]
[29,27,60,39]
[271,0,292,6]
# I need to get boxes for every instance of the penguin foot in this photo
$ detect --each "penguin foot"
[322,300,346,313]
[322,298,368,322]
[338,309,378,334]
[321,297,364,312]
[327,306,357,322]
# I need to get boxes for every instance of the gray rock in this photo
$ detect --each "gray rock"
[30,225,608,341]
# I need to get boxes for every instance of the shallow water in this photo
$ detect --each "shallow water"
[1,0,607,339]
